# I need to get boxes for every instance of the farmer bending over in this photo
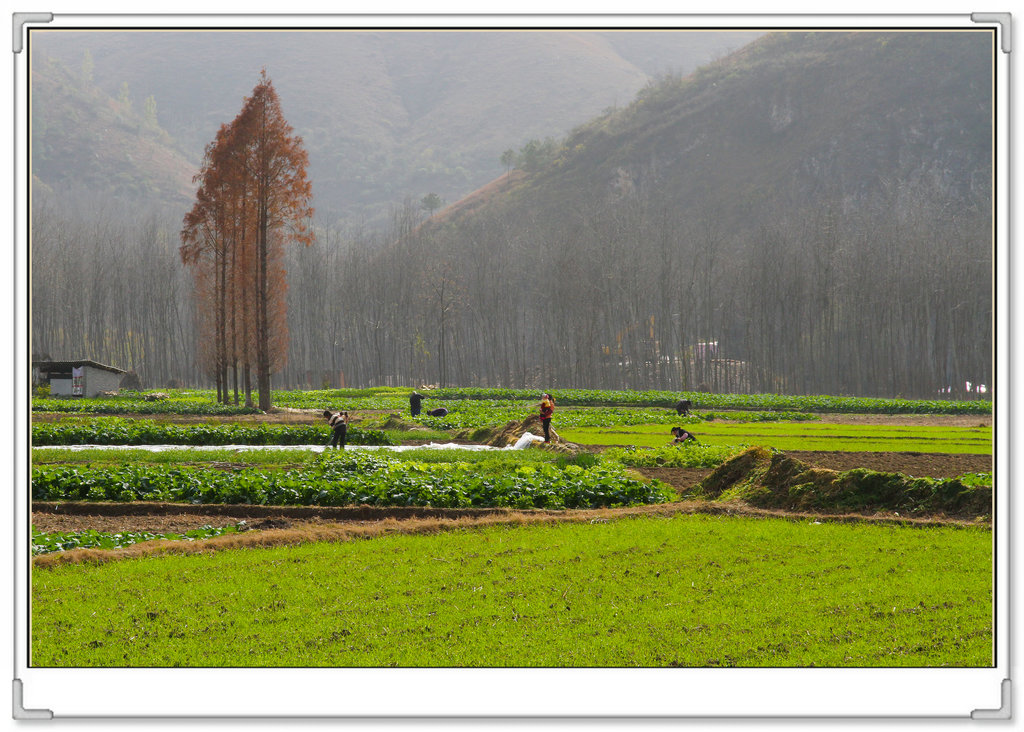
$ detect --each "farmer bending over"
[323,409,350,449]
[671,426,698,444]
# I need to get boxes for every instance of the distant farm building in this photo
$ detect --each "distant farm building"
[33,359,127,397]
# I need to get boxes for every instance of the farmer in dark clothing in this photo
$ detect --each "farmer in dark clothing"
[670,426,698,444]
[323,409,349,449]
[426,407,448,418]
[410,391,425,417]
[675,399,692,417]
[539,393,555,442]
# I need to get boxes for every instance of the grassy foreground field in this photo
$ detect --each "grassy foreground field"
[32,515,991,668]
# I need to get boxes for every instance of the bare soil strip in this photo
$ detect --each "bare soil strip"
[633,451,992,496]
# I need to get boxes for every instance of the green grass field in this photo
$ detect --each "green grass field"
[559,422,992,453]
[31,515,992,668]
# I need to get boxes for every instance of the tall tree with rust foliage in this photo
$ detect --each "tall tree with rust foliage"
[181,70,314,411]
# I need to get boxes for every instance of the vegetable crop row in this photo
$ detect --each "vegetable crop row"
[33,390,410,415]
[602,444,746,468]
[30,452,674,510]
[33,396,260,416]
[413,402,820,431]
[31,524,246,556]
[33,387,991,417]
[32,418,394,447]
[429,387,990,414]
[270,389,409,411]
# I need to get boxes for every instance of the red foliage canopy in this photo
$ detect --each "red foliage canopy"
[180,70,314,408]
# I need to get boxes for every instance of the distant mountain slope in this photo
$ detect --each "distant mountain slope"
[437,30,991,234]
[29,28,758,225]
[29,53,196,206]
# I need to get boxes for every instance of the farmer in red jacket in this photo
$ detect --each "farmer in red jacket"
[539,393,555,442]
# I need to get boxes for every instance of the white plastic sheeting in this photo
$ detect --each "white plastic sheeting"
[512,431,546,449]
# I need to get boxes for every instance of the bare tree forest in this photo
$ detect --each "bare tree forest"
[281,179,991,399]
[30,178,992,401]
[31,193,199,388]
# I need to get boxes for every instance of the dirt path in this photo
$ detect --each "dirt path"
[814,413,991,428]
[33,495,985,570]
[785,450,990,476]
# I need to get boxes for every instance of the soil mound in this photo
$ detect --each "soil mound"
[689,447,991,520]
[480,415,581,455]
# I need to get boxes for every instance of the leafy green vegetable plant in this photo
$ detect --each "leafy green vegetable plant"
[31,451,675,510]
[31,523,246,555]
[428,387,990,415]
[32,417,394,447]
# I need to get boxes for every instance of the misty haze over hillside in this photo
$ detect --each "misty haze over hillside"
[30,28,759,228]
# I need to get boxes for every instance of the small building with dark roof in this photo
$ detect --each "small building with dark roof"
[32,359,127,397]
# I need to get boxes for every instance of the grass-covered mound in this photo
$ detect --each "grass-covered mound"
[685,447,991,520]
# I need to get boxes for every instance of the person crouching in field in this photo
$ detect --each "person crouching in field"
[539,393,555,442]
[671,426,698,444]
[323,409,350,449]
[675,398,692,417]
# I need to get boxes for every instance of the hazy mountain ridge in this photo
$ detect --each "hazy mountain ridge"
[30,53,197,205]
[441,31,991,235]
[30,29,758,226]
